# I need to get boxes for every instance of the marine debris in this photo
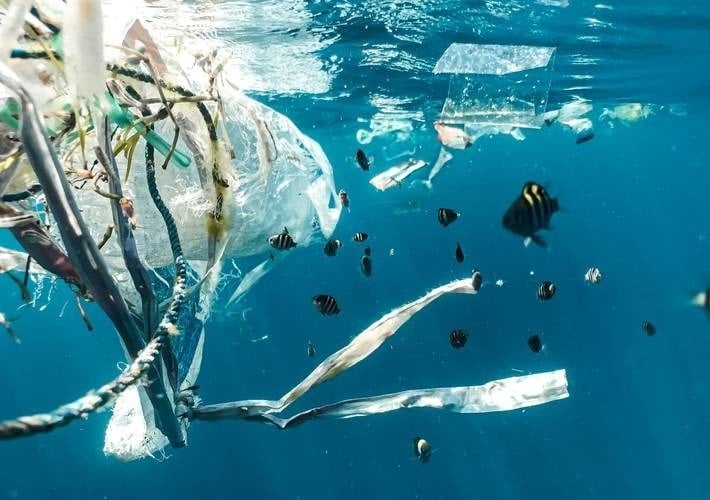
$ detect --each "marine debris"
[0,2,570,462]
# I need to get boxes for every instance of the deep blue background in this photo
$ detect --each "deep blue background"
[2,1,710,499]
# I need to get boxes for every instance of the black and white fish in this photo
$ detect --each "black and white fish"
[527,334,543,353]
[360,255,372,277]
[312,294,340,315]
[455,242,464,263]
[268,227,297,250]
[449,329,468,349]
[438,207,459,227]
[584,267,602,284]
[537,281,556,300]
[364,245,372,257]
[356,148,370,171]
[307,340,316,358]
[324,239,342,257]
[353,232,368,243]
[413,437,432,463]
[502,181,559,248]
[642,320,656,336]
[471,269,483,293]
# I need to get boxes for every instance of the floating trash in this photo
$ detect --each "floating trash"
[370,158,428,191]
[434,43,557,129]
[600,103,654,125]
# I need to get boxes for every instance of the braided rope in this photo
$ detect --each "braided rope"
[0,335,162,438]
[144,143,188,328]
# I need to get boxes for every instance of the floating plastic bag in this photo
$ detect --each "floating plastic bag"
[434,43,556,129]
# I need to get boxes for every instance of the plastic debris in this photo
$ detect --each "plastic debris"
[370,158,428,191]
[434,43,556,129]
[600,103,654,125]
[433,43,556,75]
[542,99,595,143]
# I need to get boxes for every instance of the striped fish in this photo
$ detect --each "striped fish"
[438,208,459,227]
[268,227,297,250]
[502,181,559,248]
[353,232,368,242]
[323,239,342,257]
[312,294,340,315]
[537,281,556,300]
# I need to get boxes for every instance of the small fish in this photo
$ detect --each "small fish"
[364,246,372,257]
[324,239,342,257]
[438,207,459,227]
[527,334,543,353]
[356,149,370,171]
[502,181,559,248]
[449,328,468,349]
[389,248,395,256]
[471,269,483,293]
[339,189,350,209]
[434,122,473,150]
[312,294,340,316]
[360,255,372,277]
[642,320,656,336]
[455,242,464,263]
[307,340,316,358]
[495,279,505,287]
[537,281,556,300]
[413,437,432,463]
[269,227,297,250]
[353,232,368,243]
[584,267,602,284]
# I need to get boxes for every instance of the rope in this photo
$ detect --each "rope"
[144,143,187,330]
[0,335,162,438]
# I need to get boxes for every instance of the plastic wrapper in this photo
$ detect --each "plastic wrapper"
[370,158,428,191]
[434,43,556,129]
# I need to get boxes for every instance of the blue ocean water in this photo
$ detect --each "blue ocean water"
[2,1,710,499]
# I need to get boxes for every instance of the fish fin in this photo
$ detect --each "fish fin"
[530,234,548,248]
[523,237,532,248]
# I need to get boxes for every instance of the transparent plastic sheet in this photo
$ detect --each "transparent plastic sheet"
[433,44,556,75]
[434,43,556,129]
